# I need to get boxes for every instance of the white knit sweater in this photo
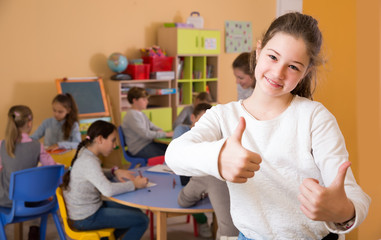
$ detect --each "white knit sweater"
[166,96,370,240]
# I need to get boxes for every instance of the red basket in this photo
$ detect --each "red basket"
[124,64,150,80]
[142,56,173,72]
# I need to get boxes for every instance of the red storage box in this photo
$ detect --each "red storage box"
[125,64,150,79]
[142,56,173,72]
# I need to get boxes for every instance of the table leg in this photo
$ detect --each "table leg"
[155,211,167,240]
[212,212,218,239]
[14,222,23,240]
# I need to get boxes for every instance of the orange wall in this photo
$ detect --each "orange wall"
[304,0,381,239]
[0,0,276,137]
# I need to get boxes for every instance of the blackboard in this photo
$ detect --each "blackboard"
[56,78,109,118]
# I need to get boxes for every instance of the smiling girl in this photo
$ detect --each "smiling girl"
[166,12,370,239]
[31,93,81,150]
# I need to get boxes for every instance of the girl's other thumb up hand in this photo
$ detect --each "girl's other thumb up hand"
[218,117,261,183]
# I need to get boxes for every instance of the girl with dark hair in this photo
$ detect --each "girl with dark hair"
[166,12,370,239]
[31,93,81,150]
[61,120,149,240]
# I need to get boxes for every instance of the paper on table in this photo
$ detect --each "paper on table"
[147,182,157,187]
[146,164,174,174]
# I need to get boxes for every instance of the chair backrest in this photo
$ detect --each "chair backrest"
[6,165,64,219]
[56,187,115,240]
[9,165,65,202]
[117,126,147,169]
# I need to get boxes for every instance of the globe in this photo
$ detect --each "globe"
[107,52,128,73]
[107,52,131,80]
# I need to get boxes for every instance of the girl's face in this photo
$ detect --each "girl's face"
[98,130,117,157]
[255,32,310,98]
[52,102,70,121]
[133,97,149,111]
[234,68,253,89]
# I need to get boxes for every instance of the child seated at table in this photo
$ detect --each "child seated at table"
[122,87,173,159]
[31,93,81,150]
[0,105,56,239]
[61,120,149,240]
[174,103,239,239]
[172,91,213,129]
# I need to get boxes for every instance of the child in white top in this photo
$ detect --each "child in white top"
[166,12,370,240]
[61,120,149,240]
[31,93,81,150]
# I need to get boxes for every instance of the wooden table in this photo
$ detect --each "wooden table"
[48,149,76,167]
[106,167,214,240]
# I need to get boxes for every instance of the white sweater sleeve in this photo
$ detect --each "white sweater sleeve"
[165,107,227,180]
[309,104,371,234]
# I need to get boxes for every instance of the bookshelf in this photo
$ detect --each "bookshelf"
[105,79,175,132]
[158,27,220,120]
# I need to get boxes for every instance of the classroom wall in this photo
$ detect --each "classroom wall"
[0,0,276,137]
[304,0,381,239]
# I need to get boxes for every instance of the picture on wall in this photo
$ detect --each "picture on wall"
[225,20,253,53]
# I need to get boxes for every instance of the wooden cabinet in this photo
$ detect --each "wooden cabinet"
[158,27,220,119]
[105,79,175,131]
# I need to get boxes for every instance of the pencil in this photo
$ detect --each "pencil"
[138,170,143,177]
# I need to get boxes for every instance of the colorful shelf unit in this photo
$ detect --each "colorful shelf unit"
[158,27,220,120]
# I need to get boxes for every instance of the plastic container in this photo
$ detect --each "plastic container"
[125,64,150,79]
[142,56,173,72]
[186,11,204,29]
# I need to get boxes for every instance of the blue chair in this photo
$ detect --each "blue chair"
[118,126,147,169]
[0,165,66,240]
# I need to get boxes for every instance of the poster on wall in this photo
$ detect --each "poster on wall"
[225,21,252,53]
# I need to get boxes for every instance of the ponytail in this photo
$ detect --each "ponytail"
[60,138,91,190]
[4,105,33,158]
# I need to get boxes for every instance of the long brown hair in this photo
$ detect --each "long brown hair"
[60,120,116,190]
[257,12,324,99]
[5,105,33,158]
[53,93,79,139]
[233,52,256,88]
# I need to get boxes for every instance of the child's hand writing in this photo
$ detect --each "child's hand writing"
[46,144,59,151]
[218,117,262,183]
[298,161,355,223]
[114,169,135,182]
[165,131,173,137]
[133,176,148,189]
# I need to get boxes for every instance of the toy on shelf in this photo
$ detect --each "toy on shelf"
[107,52,131,81]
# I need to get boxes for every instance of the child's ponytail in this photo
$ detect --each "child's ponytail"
[52,93,79,140]
[60,137,91,190]
[4,105,33,158]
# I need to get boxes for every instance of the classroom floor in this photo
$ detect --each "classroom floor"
[4,212,214,240]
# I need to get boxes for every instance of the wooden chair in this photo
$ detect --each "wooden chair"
[56,187,115,240]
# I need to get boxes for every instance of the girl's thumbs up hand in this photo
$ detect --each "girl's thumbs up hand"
[298,161,355,222]
[218,117,262,183]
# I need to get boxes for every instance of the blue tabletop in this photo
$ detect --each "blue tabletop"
[110,166,213,213]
